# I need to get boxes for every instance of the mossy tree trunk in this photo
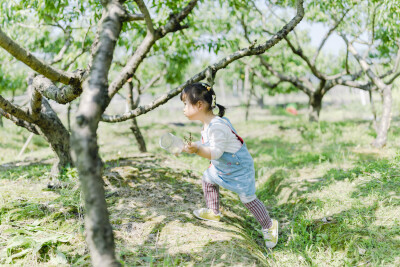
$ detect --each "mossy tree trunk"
[36,100,73,176]
[308,92,323,122]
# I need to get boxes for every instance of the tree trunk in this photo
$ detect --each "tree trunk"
[244,65,251,121]
[308,93,323,122]
[70,3,123,266]
[71,128,118,266]
[67,102,72,132]
[36,99,73,176]
[371,85,392,148]
[257,94,264,108]
[127,82,147,152]
[130,119,147,152]
[369,90,378,131]
[0,114,3,127]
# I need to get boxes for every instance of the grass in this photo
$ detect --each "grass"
[0,100,400,266]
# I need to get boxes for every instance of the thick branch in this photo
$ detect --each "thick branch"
[102,0,305,122]
[0,95,33,123]
[0,27,76,85]
[0,109,38,134]
[259,57,313,95]
[342,34,386,90]
[158,0,198,36]
[124,13,145,22]
[33,74,84,104]
[283,36,326,80]
[29,86,43,119]
[327,71,374,91]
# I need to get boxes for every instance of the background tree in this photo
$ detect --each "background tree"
[337,0,400,147]
[234,0,400,149]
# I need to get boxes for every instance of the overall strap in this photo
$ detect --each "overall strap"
[220,117,244,144]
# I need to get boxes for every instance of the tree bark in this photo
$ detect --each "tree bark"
[130,119,147,152]
[67,102,72,132]
[70,2,123,266]
[244,65,251,121]
[257,93,264,108]
[371,85,392,148]
[36,100,73,176]
[127,82,147,152]
[308,93,323,122]
[369,90,378,131]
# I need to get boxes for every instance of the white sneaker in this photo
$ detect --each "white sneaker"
[262,219,279,248]
[193,208,221,222]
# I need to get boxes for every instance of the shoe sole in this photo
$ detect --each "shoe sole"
[193,211,221,222]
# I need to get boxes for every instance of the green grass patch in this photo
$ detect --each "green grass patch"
[1,105,400,266]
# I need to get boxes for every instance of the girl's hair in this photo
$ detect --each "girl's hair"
[180,82,226,117]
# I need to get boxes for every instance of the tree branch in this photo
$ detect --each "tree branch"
[341,34,387,90]
[385,70,400,85]
[312,9,350,65]
[158,0,198,36]
[101,0,305,122]
[134,0,154,34]
[259,57,314,95]
[0,27,77,85]
[50,29,73,65]
[253,70,281,89]
[379,41,400,80]
[29,83,43,120]
[124,13,145,22]
[283,35,326,80]
[0,94,33,123]
[63,26,92,71]
[0,109,39,134]
[32,73,84,104]
[140,70,166,93]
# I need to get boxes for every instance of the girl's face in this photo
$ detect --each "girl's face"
[182,98,201,120]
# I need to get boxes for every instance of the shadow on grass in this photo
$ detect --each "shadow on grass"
[244,156,400,266]
[280,157,400,204]
[2,149,399,266]
[1,156,261,266]
[246,136,357,171]
[102,156,266,266]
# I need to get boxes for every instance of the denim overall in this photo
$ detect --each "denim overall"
[202,117,256,200]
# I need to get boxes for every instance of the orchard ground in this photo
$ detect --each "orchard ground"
[0,89,399,266]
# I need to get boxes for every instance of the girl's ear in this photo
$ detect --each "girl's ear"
[196,101,203,109]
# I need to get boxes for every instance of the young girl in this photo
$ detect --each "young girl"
[181,82,279,249]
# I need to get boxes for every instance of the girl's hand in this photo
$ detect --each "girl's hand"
[184,142,199,154]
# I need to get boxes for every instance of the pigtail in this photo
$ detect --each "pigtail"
[216,104,226,117]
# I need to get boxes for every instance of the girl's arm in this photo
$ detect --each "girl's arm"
[184,143,212,160]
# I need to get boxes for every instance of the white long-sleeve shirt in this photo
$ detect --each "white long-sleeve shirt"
[195,117,243,160]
